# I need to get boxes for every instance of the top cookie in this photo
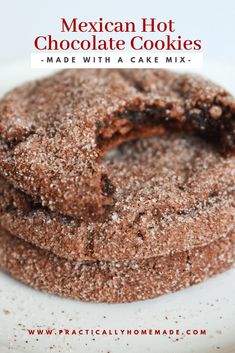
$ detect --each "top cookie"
[0,69,234,217]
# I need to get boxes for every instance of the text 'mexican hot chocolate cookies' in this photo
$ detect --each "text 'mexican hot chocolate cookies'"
[0,69,234,303]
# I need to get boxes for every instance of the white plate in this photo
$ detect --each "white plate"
[0,62,235,353]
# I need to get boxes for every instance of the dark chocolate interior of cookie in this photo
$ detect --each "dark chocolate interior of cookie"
[96,104,235,154]
[0,69,234,218]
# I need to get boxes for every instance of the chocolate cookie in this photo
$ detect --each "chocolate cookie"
[0,227,234,303]
[0,135,234,261]
[0,69,234,218]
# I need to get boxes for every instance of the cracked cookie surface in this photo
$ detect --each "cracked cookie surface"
[0,69,235,218]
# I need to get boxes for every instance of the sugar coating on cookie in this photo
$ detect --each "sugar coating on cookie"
[0,134,234,261]
[0,228,234,303]
[0,69,234,218]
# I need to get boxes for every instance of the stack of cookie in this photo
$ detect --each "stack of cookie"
[0,69,234,303]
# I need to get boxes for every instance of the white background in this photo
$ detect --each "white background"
[0,0,234,66]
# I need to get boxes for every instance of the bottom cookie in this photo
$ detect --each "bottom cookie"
[0,228,234,303]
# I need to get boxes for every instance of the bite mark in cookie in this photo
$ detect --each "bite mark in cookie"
[0,69,235,218]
